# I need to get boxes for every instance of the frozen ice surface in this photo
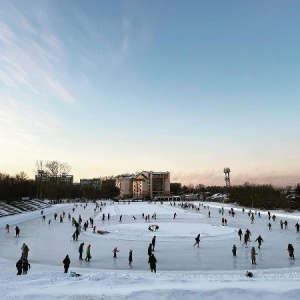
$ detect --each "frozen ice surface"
[1,201,300,299]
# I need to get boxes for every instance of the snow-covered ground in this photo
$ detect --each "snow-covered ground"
[1,200,300,299]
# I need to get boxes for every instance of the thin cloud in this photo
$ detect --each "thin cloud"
[0,3,76,105]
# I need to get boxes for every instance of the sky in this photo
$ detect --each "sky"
[1,200,300,299]
[0,0,300,186]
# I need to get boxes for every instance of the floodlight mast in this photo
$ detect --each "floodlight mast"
[224,167,231,188]
[223,167,231,202]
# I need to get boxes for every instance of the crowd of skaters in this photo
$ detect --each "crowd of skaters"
[4,200,300,276]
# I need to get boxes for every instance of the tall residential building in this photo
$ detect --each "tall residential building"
[117,171,170,199]
[115,174,135,199]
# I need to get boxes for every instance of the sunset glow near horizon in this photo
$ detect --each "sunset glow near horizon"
[0,1,299,187]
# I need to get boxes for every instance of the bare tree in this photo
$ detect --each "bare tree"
[46,161,59,177]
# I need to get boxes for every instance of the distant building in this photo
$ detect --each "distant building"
[116,171,170,199]
[35,173,73,184]
[80,178,101,189]
[115,174,135,199]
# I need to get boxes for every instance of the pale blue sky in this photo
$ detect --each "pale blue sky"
[0,0,299,186]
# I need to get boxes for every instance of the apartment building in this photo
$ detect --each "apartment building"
[116,171,170,199]
[115,174,135,199]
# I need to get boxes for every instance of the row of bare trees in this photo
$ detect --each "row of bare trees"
[0,161,120,202]
[171,182,300,210]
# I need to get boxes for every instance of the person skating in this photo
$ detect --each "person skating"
[79,242,84,260]
[128,249,133,267]
[194,234,200,247]
[15,226,20,237]
[63,254,71,273]
[295,223,300,233]
[232,245,237,256]
[287,244,295,260]
[21,243,29,260]
[22,258,30,275]
[149,253,157,273]
[147,243,152,263]
[5,224,9,233]
[238,229,243,241]
[85,244,91,262]
[243,232,249,247]
[255,235,264,249]
[152,236,156,251]
[16,258,22,275]
[112,247,119,258]
[251,247,257,265]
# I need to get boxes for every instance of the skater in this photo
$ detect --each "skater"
[48,219,51,225]
[251,247,257,265]
[208,211,211,218]
[119,215,122,222]
[15,226,20,237]
[287,244,295,260]
[21,243,29,260]
[267,223,272,230]
[22,258,30,275]
[280,220,283,229]
[284,220,288,229]
[112,247,119,258]
[238,229,243,241]
[128,249,133,267]
[295,223,300,233]
[255,235,264,249]
[232,244,237,256]
[147,243,153,262]
[152,236,156,251]
[79,242,84,260]
[194,234,200,247]
[173,212,177,219]
[16,258,23,275]
[243,231,250,247]
[5,224,9,233]
[63,254,71,273]
[85,244,92,262]
[54,213,58,220]
[149,253,157,273]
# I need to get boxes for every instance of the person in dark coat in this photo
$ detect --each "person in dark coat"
[152,236,156,251]
[147,243,152,263]
[288,244,295,260]
[63,254,71,273]
[16,258,22,275]
[194,234,200,247]
[22,259,31,275]
[255,235,264,249]
[238,229,243,241]
[232,244,237,256]
[149,253,157,273]
[79,242,84,260]
[15,226,20,237]
[128,249,133,267]
[295,222,300,233]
